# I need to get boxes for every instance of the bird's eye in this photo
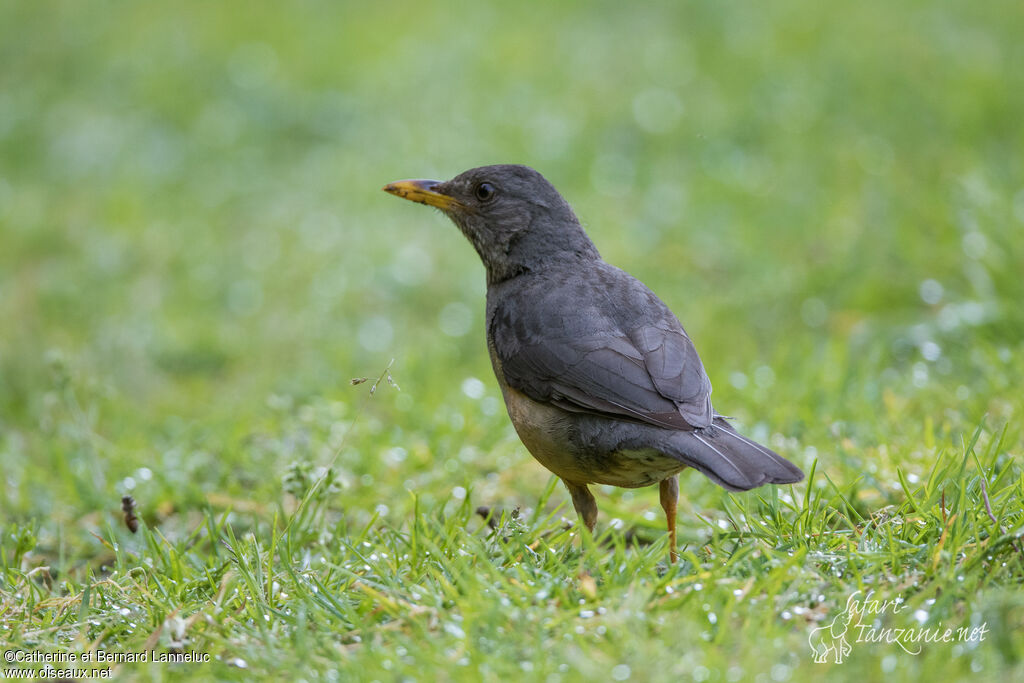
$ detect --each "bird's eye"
[475,182,496,202]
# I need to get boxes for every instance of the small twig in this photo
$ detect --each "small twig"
[351,358,400,394]
[281,359,399,537]
[980,479,997,525]
[980,478,1023,557]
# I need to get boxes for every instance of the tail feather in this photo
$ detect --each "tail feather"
[668,417,804,491]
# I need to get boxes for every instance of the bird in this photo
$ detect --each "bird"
[383,164,803,562]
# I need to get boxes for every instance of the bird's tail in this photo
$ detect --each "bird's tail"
[667,417,804,491]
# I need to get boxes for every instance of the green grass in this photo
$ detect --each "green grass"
[2,0,1023,681]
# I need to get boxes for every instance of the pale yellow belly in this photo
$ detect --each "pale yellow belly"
[488,336,685,489]
[501,386,686,488]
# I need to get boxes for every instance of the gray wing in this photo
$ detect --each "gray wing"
[492,267,713,430]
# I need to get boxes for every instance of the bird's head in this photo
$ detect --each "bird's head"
[384,164,599,283]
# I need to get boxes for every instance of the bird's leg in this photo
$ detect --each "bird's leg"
[659,476,679,564]
[564,481,598,532]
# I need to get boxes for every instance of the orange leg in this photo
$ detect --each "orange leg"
[564,480,598,532]
[659,476,679,563]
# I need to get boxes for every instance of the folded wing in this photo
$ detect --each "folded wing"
[493,269,713,431]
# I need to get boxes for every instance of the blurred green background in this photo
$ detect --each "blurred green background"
[1,0,1023,677]
[4,0,1024,549]
[3,0,1023,529]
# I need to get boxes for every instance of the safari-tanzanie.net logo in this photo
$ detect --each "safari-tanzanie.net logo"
[807,590,989,663]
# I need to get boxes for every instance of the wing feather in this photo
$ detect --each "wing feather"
[492,265,713,430]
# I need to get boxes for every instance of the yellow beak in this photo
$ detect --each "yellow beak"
[382,179,464,212]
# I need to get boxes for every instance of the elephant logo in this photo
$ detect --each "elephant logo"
[808,594,860,664]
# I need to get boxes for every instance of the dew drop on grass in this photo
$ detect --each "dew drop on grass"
[481,396,500,415]
[921,341,942,361]
[919,279,944,305]
[461,377,486,399]
[912,362,929,387]
[444,622,466,639]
